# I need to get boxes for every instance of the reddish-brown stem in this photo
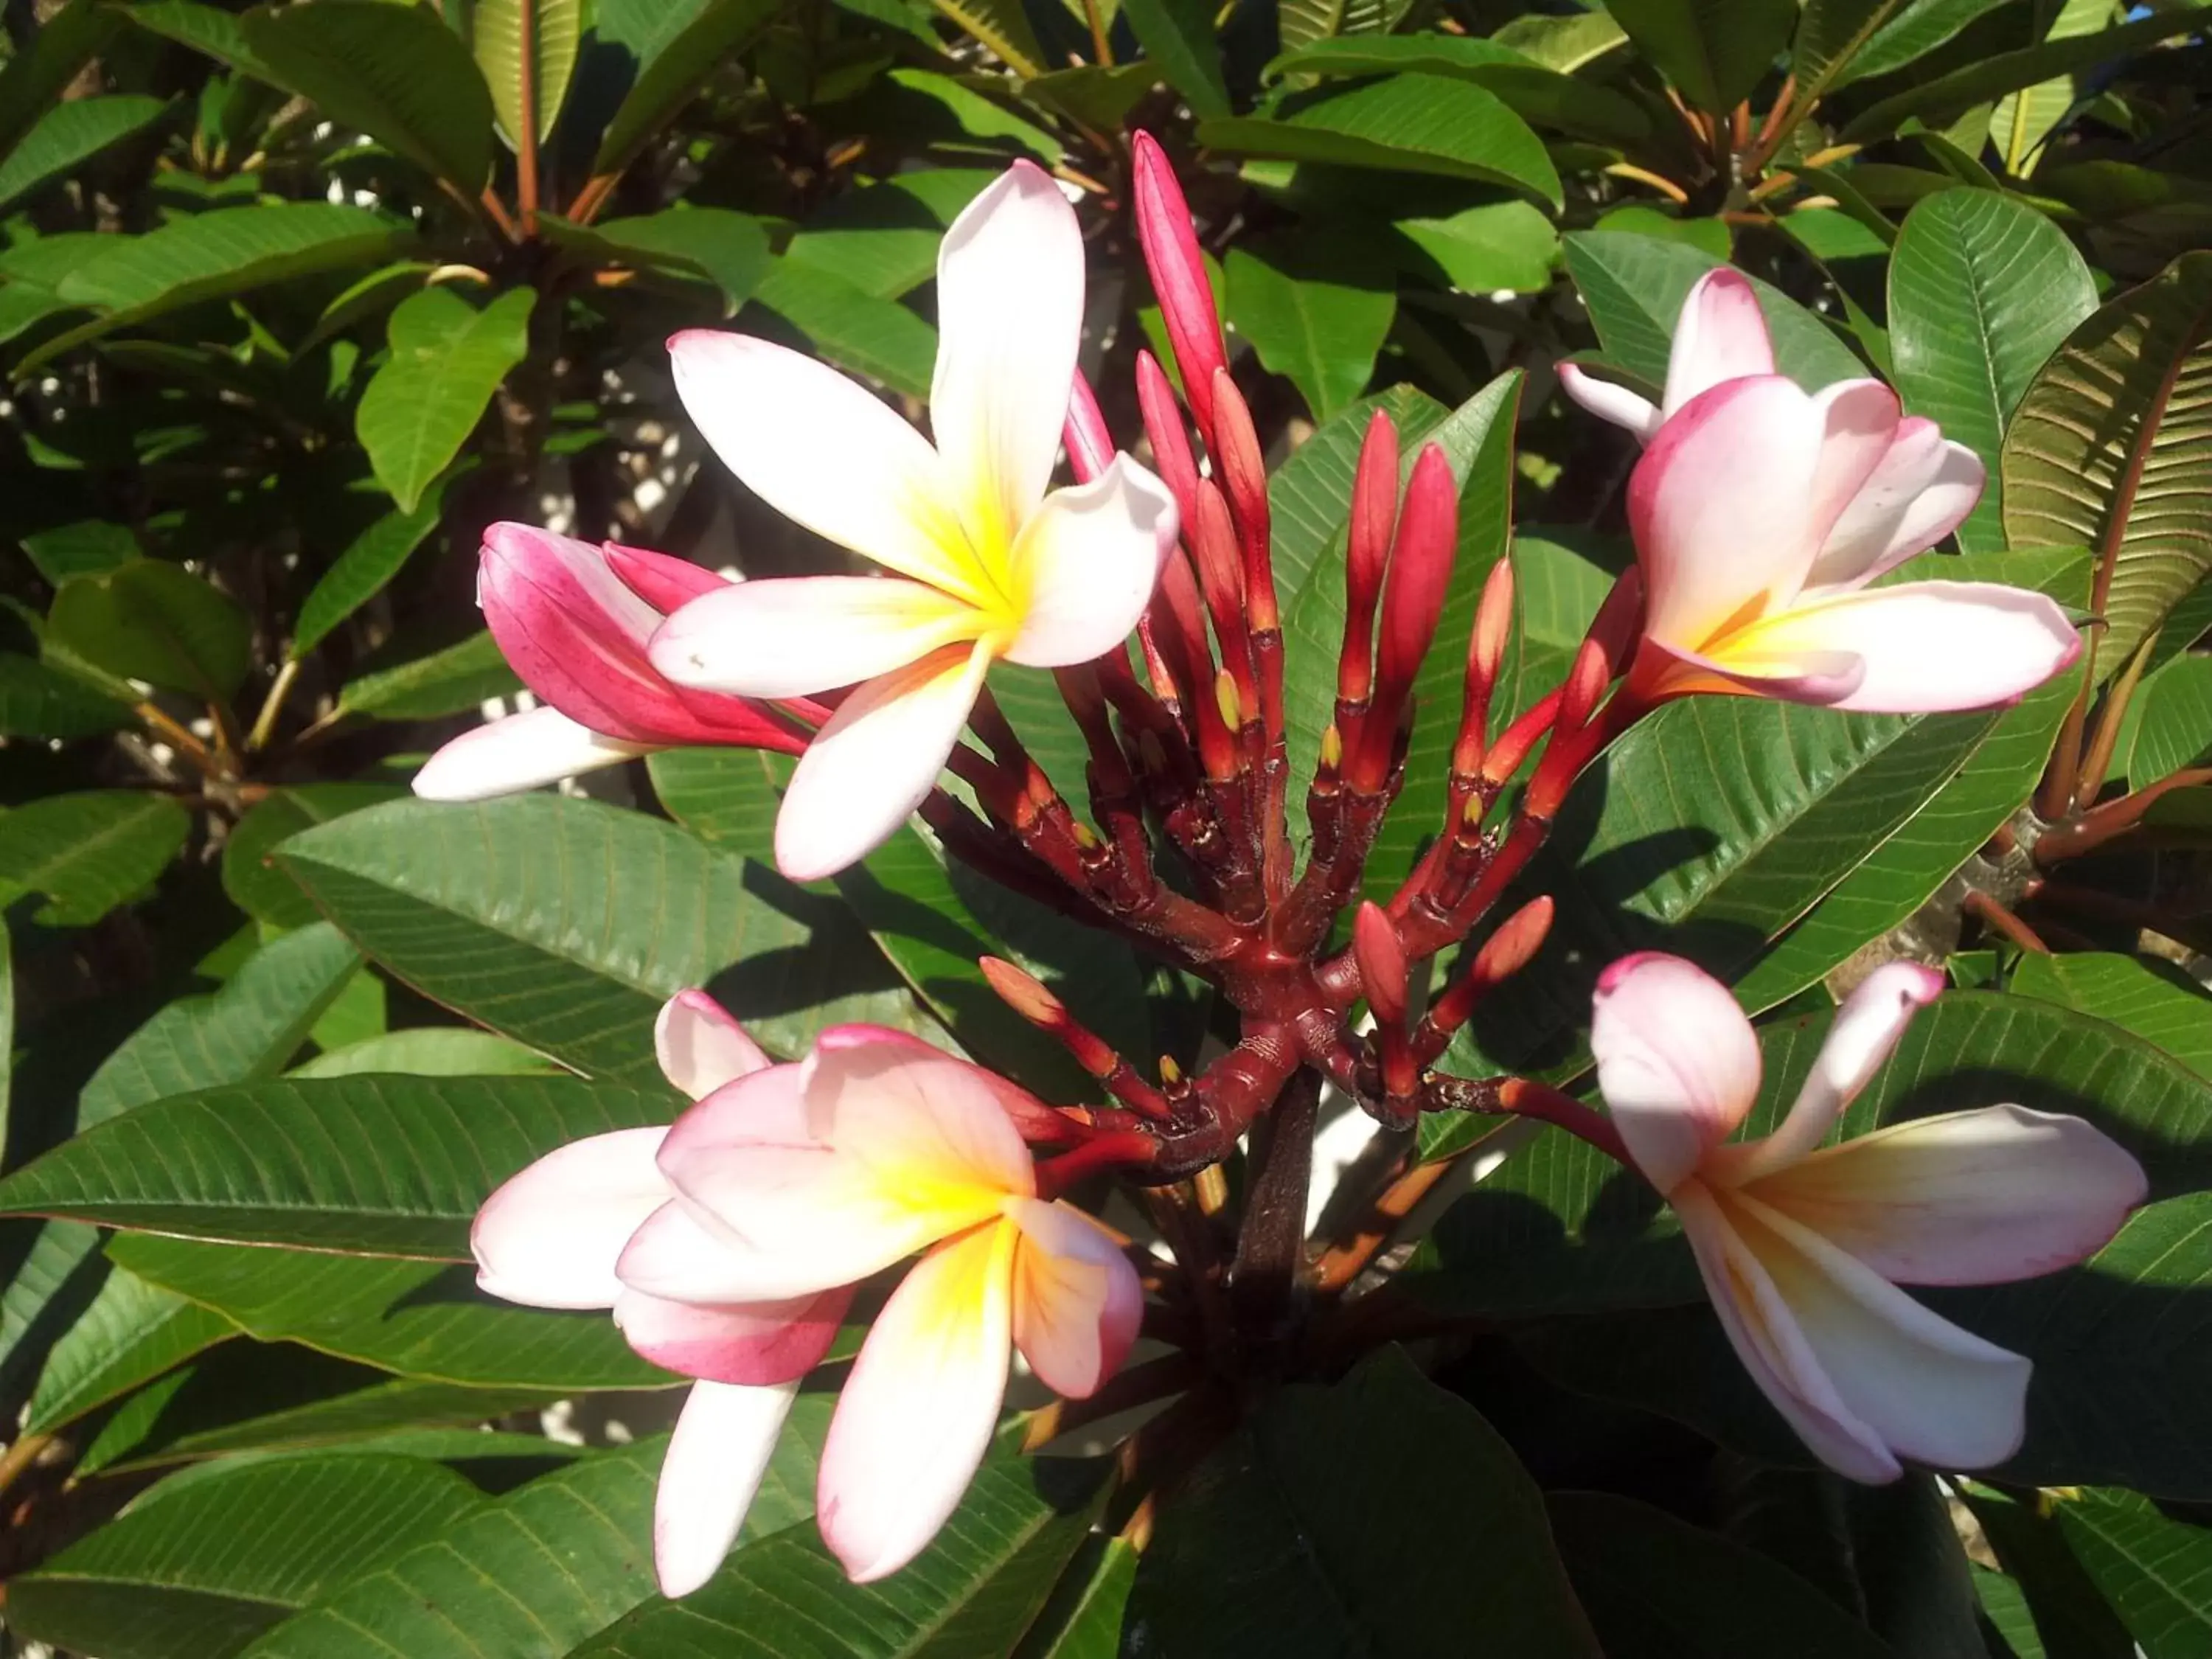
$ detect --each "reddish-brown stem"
[2036,767,2212,864]
[1037,1130,1166,1197]
[1963,889,2050,954]
[1494,1077,1630,1164]
[981,956,1173,1120]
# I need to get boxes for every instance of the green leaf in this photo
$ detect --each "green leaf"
[1888,188,2097,552]
[472,0,582,145]
[21,202,411,375]
[288,1028,555,1078]
[292,494,449,659]
[1791,0,1916,111]
[242,0,497,189]
[22,1265,233,1437]
[1132,1348,1598,1655]
[928,0,1048,73]
[2005,251,2212,667]
[279,795,919,1080]
[1547,1492,1893,1659]
[1017,1538,1138,1658]
[2011,950,2212,1079]
[1837,0,2014,85]
[779,170,997,300]
[0,653,133,739]
[566,1425,1102,1658]
[1839,7,2208,142]
[0,1074,669,1256]
[1989,0,2115,178]
[2119,651,2212,789]
[1494,10,1631,70]
[109,1234,671,1389]
[1600,0,1797,112]
[79,922,366,1130]
[0,94,170,212]
[356,286,536,512]
[751,259,936,400]
[592,0,782,175]
[8,1453,487,1659]
[242,1421,823,1659]
[21,517,139,582]
[1396,200,1561,295]
[1562,231,1868,389]
[1198,74,1565,210]
[542,207,771,313]
[0,790,189,928]
[224,785,406,931]
[650,746,785,860]
[0,0,123,159]
[1265,35,1650,146]
[1964,1484,2137,1659]
[47,559,254,701]
[2053,1489,2212,1657]
[337,629,522,720]
[1224,237,1397,419]
[0,232,105,346]
[1121,0,1231,116]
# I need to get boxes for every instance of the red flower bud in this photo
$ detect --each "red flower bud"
[1352,902,1410,1026]
[1208,369,1275,632]
[1131,132,1227,439]
[1339,409,1399,707]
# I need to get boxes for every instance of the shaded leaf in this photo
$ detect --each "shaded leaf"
[1601,0,1796,112]
[2011,950,2212,1079]
[292,493,449,658]
[0,790,189,928]
[2119,651,2212,789]
[543,207,771,313]
[2054,1489,2212,1658]
[22,1265,233,1437]
[222,784,406,931]
[47,559,252,702]
[594,0,783,175]
[0,94,170,212]
[1122,0,1231,116]
[0,654,133,740]
[1266,35,1649,145]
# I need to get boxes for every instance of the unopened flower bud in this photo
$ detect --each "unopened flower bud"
[1339,410,1399,706]
[1353,902,1410,1026]
[1132,132,1227,437]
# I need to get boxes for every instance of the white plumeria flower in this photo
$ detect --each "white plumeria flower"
[1590,953,2146,1482]
[649,161,1178,881]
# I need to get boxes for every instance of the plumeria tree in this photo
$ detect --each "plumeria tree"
[4,2,2212,1655]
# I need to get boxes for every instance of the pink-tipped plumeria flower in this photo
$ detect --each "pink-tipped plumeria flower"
[1558,270,2078,714]
[647,161,1178,881]
[617,1023,1141,1583]
[1590,953,2146,1481]
[473,990,852,1598]
[413,526,806,801]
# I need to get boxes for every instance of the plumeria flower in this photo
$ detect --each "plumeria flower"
[414,525,804,802]
[472,990,849,1598]
[647,161,1178,881]
[1590,953,2146,1481]
[1559,269,2079,714]
[615,1021,1142,1582]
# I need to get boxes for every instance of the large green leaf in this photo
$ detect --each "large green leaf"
[0,790,189,928]
[22,1265,233,1437]
[1547,1492,1893,1659]
[472,0,582,145]
[1396,201,1561,296]
[9,1453,487,1659]
[592,0,782,175]
[1600,0,1796,112]
[279,794,919,1082]
[1131,1347,1598,1655]
[1564,232,1868,390]
[21,203,410,373]
[1964,1483,2136,1659]
[108,1233,671,1389]
[1790,0,1916,112]
[566,1425,1102,1658]
[1223,237,1397,419]
[0,1074,667,1256]
[1121,0,1231,116]
[1199,74,1564,209]
[2005,253,2212,668]
[289,1027,554,1079]
[779,170,996,300]
[356,286,536,512]
[750,258,936,399]
[223,784,406,931]
[1834,0,2014,85]
[242,0,496,189]
[1020,1538,1138,1658]
[929,0,1048,73]
[1888,188,2097,552]
[0,94,169,212]
[243,1417,823,1659]
[1265,35,1650,146]
[2011,951,2212,1079]
[542,208,771,313]
[2054,1489,2212,1657]
[291,493,449,659]
[2117,652,2212,790]
[48,559,253,701]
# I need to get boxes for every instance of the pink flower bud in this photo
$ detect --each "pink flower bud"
[1131,131,1227,439]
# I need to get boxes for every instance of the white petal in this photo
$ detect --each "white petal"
[1660,268,1778,417]
[773,640,992,882]
[472,1127,669,1310]
[668,330,983,605]
[412,707,653,801]
[817,1222,1016,1582]
[1004,455,1177,667]
[931,161,1085,558]
[1805,425,1984,594]
[653,1379,799,1598]
[656,990,773,1100]
[1745,1105,2146,1285]
[1590,953,1764,1194]
[1558,361,1661,442]
[650,577,987,698]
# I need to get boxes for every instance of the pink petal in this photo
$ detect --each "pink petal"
[668,330,981,604]
[653,1379,799,1598]
[1006,1197,1143,1398]
[1629,378,1831,653]
[1718,581,2082,714]
[614,1284,853,1384]
[1745,1105,2146,1285]
[1800,381,1905,587]
[773,639,992,881]
[604,541,729,613]
[1004,455,1178,667]
[412,707,655,801]
[1659,269,1777,417]
[1727,1187,2032,1471]
[1804,424,1984,594]
[479,524,681,742]
[649,577,985,700]
[656,990,772,1099]
[1673,1182,1900,1481]
[817,1222,1018,1582]
[1558,362,1661,442]
[931,161,1085,556]
[1715,961,1944,1184]
[1590,953,1764,1194]
[472,1127,669,1310]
